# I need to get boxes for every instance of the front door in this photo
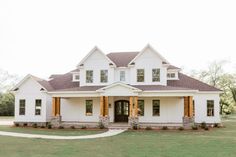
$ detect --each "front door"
[115,100,129,122]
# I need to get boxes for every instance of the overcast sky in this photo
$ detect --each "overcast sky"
[0,0,236,79]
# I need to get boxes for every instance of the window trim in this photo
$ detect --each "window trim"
[137,69,145,82]
[152,68,160,82]
[35,99,42,116]
[207,100,214,117]
[85,100,93,116]
[138,100,144,116]
[152,100,160,116]
[100,70,108,83]
[72,73,80,82]
[120,71,126,82]
[19,99,26,116]
[86,70,93,83]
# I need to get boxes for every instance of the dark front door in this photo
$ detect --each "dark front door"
[115,100,129,122]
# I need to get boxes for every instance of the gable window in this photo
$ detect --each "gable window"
[86,100,93,116]
[137,69,144,82]
[152,69,160,82]
[100,70,108,83]
[138,100,144,116]
[19,99,25,115]
[153,100,160,116]
[86,70,93,83]
[35,99,42,115]
[207,100,214,116]
[167,73,175,78]
[120,71,125,81]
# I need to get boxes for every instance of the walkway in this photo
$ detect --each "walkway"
[0,129,126,140]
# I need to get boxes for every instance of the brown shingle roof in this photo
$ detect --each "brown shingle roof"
[167,73,221,91]
[106,52,139,67]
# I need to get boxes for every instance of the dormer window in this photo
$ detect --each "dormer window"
[167,72,178,80]
[72,73,80,82]
[167,73,175,78]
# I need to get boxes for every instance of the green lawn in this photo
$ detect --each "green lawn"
[0,116,236,157]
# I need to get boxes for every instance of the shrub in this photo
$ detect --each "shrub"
[23,123,27,127]
[162,126,168,130]
[145,126,152,130]
[32,123,37,128]
[178,127,184,131]
[204,126,209,131]
[132,123,138,130]
[14,123,19,127]
[81,125,87,129]
[58,126,64,129]
[40,125,45,128]
[47,124,52,129]
[70,126,75,129]
[214,123,219,128]
[192,125,198,130]
[98,122,105,129]
[201,122,207,129]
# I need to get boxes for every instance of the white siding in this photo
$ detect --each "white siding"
[194,93,221,123]
[14,78,49,122]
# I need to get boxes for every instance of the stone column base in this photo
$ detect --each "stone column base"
[128,116,139,128]
[183,116,194,128]
[50,116,61,128]
[99,116,110,128]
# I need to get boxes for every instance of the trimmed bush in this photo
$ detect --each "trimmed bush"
[40,125,45,128]
[214,123,219,128]
[98,122,105,129]
[162,126,168,130]
[32,123,37,128]
[14,123,19,127]
[132,123,138,130]
[70,126,75,129]
[23,123,27,127]
[178,127,184,131]
[201,122,207,129]
[192,125,198,130]
[58,126,64,129]
[145,126,152,130]
[81,125,87,129]
[47,124,52,129]
[204,126,209,131]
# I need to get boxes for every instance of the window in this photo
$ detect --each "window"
[137,69,144,82]
[72,73,80,82]
[35,99,42,115]
[138,100,144,116]
[167,73,175,78]
[86,70,93,83]
[120,71,125,81]
[86,100,93,116]
[100,70,108,83]
[153,100,160,116]
[19,99,25,115]
[207,100,214,116]
[152,69,160,82]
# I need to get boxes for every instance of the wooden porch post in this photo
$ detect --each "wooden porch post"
[52,97,61,116]
[134,96,138,117]
[52,97,56,116]
[189,96,193,117]
[129,96,133,117]
[184,96,189,117]
[100,96,104,116]
[104,96,109,116]
[56,97,61,116]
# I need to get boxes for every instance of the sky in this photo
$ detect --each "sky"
[0,0,236,79]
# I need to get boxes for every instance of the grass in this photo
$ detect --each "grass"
[0,116,236,157]
[0,116,14,119]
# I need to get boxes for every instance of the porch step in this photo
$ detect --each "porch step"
[108,123,130,130]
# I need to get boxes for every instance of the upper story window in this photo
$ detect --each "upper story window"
[120,71,125,81]
[152,69,160,82]
[100,70,108,83]
[35,99,42,115]
[72,73,80,82]
[167,73,175,78]
[86,70,93,83]
[19,99,25,115]
[207,100,214,116]
[137,69,144,82]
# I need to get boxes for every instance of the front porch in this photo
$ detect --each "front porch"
[50,95,194,129]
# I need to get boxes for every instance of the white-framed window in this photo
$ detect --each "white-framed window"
[72,73,80,82]
[100,70,108,83]
[152,69,160,82]
[35,99,42,115]
[85,100,93,116]
[120,71,125,81]
[137,69,144,82]
[138,100,144,116]
[153,100,160,116]
[167,73,176,78]
[207,100,214,116]
[86,70,93,83]
[19,99,25,115]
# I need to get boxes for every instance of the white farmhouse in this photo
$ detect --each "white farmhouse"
[12,45,221,128]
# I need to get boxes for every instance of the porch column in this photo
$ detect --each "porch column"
[129,96,133,117]
[184,96,193,117]
[100,96,104,116]
[134,96,138,117]
[189,96,193,117]
[104,96,109,116]
[52,97,61,116]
